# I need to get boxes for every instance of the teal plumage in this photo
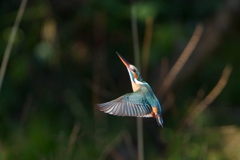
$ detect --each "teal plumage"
[96,53,163,127]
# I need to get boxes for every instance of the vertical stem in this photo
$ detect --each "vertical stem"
[142,17,153,78]
[131,2,144,160]
[0,0,28,92]
[131,3,141,69]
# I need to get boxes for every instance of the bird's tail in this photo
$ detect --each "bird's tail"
[156,114,164,128]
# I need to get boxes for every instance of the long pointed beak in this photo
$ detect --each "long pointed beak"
[116,52,131,68]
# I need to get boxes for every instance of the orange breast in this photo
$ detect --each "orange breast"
[152,107,158,114]
[131,81,140,92]
[151,107,159,118]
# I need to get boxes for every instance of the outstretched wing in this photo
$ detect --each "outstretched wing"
[96,88,153,117]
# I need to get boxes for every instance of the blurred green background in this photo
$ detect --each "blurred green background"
[1,0,240,159]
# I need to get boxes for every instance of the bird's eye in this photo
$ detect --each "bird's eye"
[132,68,136,72]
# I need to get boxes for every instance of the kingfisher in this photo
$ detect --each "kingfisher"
[96,53,163,127]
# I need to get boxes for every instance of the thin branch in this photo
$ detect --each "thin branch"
[67,122,81,156]
[142,17,153,78]
[0,0,28,92]
[98,131,137,160]
[98,133,123,160]
[158,24,204,97]
[131,3,144,160]
[182,64,232,127]
[131,3,141,69]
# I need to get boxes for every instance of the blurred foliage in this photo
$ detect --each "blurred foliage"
[0,0,240,159]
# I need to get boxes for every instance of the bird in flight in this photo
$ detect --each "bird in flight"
[95,53,163,127]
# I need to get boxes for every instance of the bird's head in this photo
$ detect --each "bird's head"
[116,52,143,83]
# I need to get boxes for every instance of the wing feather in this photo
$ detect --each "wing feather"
[115,103,121,115]
[96,87,153,117]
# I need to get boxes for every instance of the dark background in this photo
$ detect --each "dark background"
[1,0,240,159]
